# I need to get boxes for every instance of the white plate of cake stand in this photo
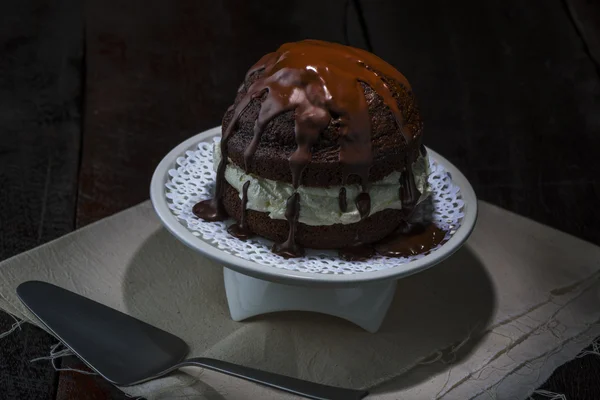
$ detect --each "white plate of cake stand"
[150,126,477,333]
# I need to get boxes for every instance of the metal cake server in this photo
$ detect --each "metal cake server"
[17,281,368,400]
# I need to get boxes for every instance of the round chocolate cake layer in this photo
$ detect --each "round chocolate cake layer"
[222,68,423,187]
[195,40,428,258]
[222,182,404,249]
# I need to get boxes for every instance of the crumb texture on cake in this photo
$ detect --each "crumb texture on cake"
[222,40,423,187]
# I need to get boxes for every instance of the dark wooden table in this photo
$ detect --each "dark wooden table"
[1,0,599,399]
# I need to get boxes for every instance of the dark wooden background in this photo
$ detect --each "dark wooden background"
[1,0,599,399]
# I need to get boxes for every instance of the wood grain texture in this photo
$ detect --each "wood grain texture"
[536,351,600,399]
[0,320,58,400]
[566,0,600,67]
[55,365,121,400]
[0,0,83,399]
[359,0,600,245]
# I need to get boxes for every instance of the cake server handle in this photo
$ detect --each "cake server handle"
[173,357,369,400]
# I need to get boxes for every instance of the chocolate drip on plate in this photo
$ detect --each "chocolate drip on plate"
[272,192,304,258]
[192,199,226,222]
[375,223,446,257]
[227,180,252,240]
[339,244,375,261]
[193,94,256,221]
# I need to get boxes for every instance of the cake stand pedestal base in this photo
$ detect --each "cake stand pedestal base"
[223,268,396,333]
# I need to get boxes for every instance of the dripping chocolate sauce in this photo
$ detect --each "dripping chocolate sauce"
[355,192,371,220]
[272,193,304,258]
[227,180,252,240]
[338,187,348,212]
[375,223,446,258]
[399,164,419,216]
[193,40,444,260]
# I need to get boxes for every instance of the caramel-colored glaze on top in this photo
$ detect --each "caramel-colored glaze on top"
[243,39,414,192]
[196,40,419,257]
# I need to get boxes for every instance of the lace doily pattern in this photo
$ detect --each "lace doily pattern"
[165,140,465,274]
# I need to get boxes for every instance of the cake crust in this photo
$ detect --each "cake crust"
[223,73,423,187]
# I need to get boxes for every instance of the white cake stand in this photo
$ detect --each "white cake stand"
[150,127,477,333]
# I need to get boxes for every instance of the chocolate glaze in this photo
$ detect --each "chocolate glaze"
[272,192,304,258]
[195,88,258,222]
[196,40,419,257]
[193,199,226,221]
[339,244,375,261]
[356,192,371,219]
[375,223,446,257]
[339,187,348,212]
[399,163,420,216]
[227,180,252,240]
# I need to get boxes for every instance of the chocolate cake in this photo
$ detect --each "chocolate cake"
[194,40,438,259]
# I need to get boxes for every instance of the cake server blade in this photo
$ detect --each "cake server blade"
[17,281,368,400]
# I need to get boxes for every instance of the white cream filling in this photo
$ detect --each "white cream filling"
[213,142,431,226]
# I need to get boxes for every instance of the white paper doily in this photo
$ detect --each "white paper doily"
[165,140,465,274]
